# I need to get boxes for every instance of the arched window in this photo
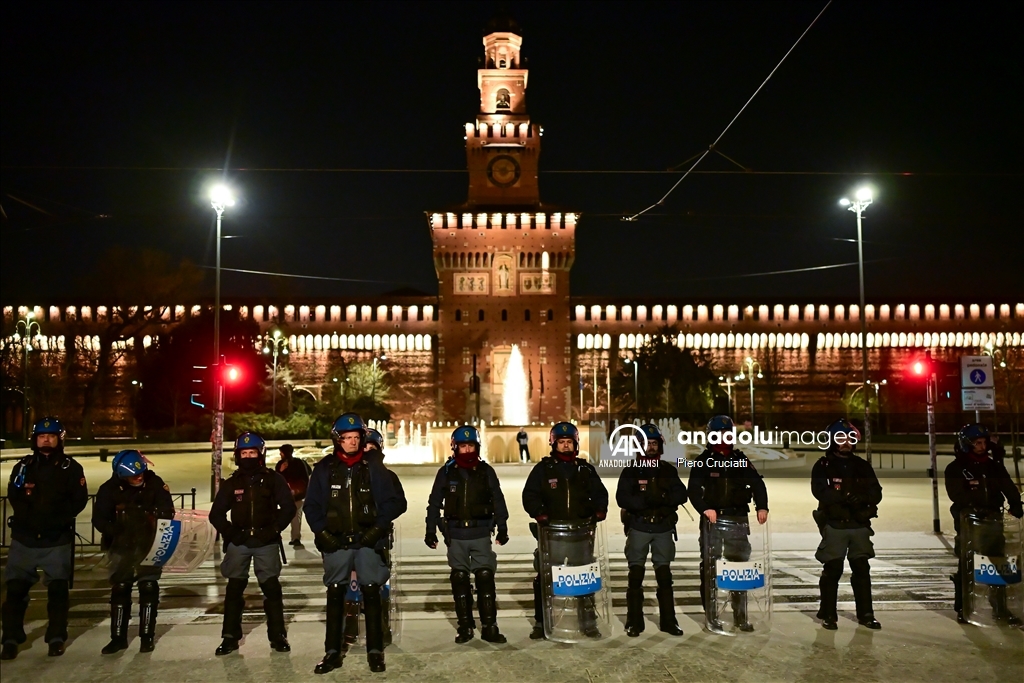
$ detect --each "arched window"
[501,309,508,321]
[496,88,511,109]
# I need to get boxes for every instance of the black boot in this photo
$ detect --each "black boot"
[363,583,386,672]
[261,578,290,652]
[45,580,70,655]
[530,576,546,639]
[381,586,393,648]
[731,591,754,632]
[315,583,345,674]
[451,570,475,643]
[817,559,842,630]
[625,565,645,637]
[1,579,32,659]
[138,579,159,652]
[577,593,602,638]
[102,583,132,655]
[850,558,881,629]
[655,565,684,636]
[475,568,506,643]
[216,578,246,655]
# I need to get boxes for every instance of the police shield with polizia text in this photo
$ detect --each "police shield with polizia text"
[811,419,884,630]
[1,417,88,660]
[209,431,296,656]
[425,425,510,644]
[91,450,175,653]
[688,415,770,634]
[304,413,405,674]
[616,423,688,637]
[945,424,1024,627]
[523,421,611,641]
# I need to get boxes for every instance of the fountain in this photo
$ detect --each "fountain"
[502,344,529,426]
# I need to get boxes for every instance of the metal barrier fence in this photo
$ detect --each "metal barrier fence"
[0,488,197,549]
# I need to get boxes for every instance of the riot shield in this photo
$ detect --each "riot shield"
[138,509,215,574]
[960,510,1023,628]
[538,520,613,643]
[702,514,772,636]
[341,520,403,648]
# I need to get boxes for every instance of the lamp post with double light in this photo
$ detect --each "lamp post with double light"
[16,312,41,440]
[840,187,874,463]
[736,356,762,425]
[263,330,289,417]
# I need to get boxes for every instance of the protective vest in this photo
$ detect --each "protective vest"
[106,472,165,552]
[324,459,377,535]
[632,464,675,521]
[443,464,493,521]
[816,455,877,526]
[701,459,753,511]
[226,468,278,533]
[10,452,80,541]
[540,457,596,521]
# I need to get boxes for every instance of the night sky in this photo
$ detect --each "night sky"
[2,1,1021,304]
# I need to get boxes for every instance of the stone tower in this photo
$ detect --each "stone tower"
[429,17,576,424]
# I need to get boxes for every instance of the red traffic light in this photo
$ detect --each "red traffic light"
[224,365,241,383]
[907,351,934,379]
[912,360,927,376]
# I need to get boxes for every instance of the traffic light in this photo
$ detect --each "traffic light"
[221,361,242,386]
[907,351,934,380]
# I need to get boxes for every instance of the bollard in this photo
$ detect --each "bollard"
[99,448,109,462]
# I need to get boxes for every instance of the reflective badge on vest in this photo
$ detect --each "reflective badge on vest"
[450,484,458,493]
[639,480,648,491]
[831,477,842,491]
[548,478,558,489]
[710,472,720,477]
[234,488,244,502]
[331,483,341,499]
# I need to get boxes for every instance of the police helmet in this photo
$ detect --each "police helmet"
[112,450,148,479]
[233,431,267,465]
[707,415,734,432]
[956,423,989,455]
[331,413,367,449]
[31,416,66,449]
[549,422,580,454]
[825,418,861,451]
[451,425,481,453]
[366,428,385,451]
[639,423,664,456]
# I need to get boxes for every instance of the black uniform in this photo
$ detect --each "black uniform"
[687,447,768,627]
[92,470,175,651]
[425,457,510,642]
[523,455,609,636]
[810,451,883,625]
[944,449,1023,618]
[1,450,88,655]
[616,459,688,635]
[210,465,296,649]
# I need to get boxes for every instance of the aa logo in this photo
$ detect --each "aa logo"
[609,424,648,458]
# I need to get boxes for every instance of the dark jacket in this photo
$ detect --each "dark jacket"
[426,457,509,540]
[944,451,1023,527]
[811,452,883,529]
[304,452,404,545]
[92,470,176,555]
[616,459,688,533]
[275,456,312,501]
[687,448,768,516]
[522,455,609,523]
[210,466,296,548]
[365,449,409,519]
[7,450,88,547]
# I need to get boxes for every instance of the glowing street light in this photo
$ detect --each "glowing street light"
[263,330,289,417]
[208,182,236,501]
[840,185,875,462]
[737,356,763,425]
[16,312,41,440]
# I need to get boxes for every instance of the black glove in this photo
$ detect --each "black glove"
[359,525,386,548]
[1011,505,1024,520]
[221,527,240,546]
[846,493,863,506]
[315,530,343,554]
[424,532,439,549]
[495,530,509,546]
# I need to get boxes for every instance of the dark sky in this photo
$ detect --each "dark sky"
[2,1,1021,303]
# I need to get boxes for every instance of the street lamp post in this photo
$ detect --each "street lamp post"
[627,358,639,410]
[16,313,41,440]
[981,342,1006,427]
[262,330,288,417]
[371,354,386,403]
[209,184,235,501]
[718,375,736,421]
[736,356,762,425]
[840,187,874,463]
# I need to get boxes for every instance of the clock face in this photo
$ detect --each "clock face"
[487,155,521,188]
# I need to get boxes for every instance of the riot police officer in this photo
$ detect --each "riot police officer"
[209,432,296,656]
[811,419,883,630]
[688,415,768,632]
[1,417,88,660]
[425,425,510,644]
[522,421,609,640]
[945,424,1023,625]
[305,413,404,674]
[616,423,687,637]
[92,450,175,653]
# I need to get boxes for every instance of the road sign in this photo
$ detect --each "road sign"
[961,388,996,411]
[960,356,994,388]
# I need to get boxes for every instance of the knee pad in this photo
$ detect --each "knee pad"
[821,559,844,582]
[326,582,346,602]
[474,568,494,582]
[5,580,32,603]
[260,577,283,601]
[226,578,248,599]
[654,565,673,585]
[138,580,160,603]
[450,570,472,587]
[628,565,646,587]
[849,557,871,576]
[47,580,69,603]
[111,582,134,605]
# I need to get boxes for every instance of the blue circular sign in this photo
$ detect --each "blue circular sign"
[970,369,987,385]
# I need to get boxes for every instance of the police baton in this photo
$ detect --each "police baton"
[279,538,288,566]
